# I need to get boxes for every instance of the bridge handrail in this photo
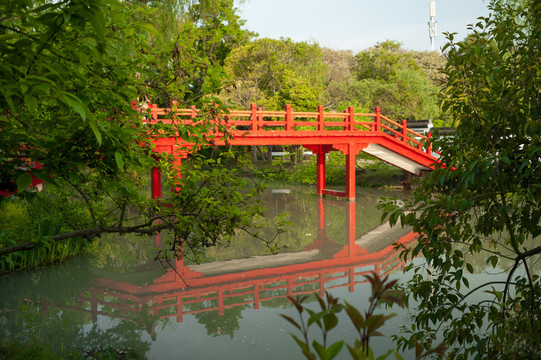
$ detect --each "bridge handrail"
[136,102,432,154]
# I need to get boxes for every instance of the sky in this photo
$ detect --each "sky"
[236,0,492,53]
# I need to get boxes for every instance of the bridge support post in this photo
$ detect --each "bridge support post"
[151,166,162,199]
[317,151,326,196]
[345,149,355,201]
[305,144,332,197]
[345,144,367,201]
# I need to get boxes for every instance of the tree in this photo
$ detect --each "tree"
[353,40,418,83]
[351,40,441,120]
[0,0,276,268]
[321,48,358,111]
[129,0,252,106]
[221,38,326,111]
[412,50,447,88]
[381,0,541,358]
[0,0,150,204]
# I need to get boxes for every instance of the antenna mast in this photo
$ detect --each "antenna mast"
[428,0,437,51]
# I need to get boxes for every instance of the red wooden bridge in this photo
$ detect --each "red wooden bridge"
[136,102,438,200]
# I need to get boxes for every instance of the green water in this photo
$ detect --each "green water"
[0,185,414,359]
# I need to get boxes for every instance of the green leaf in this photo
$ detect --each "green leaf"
[307,311,325,328]
[89,119,102,145]
[366,314,395,334]
[380,289,405,307]
[375,349,394,360]
[89,7,106,42]
[323,313,339,331]
[291,334,315,360]
[16,174,33,193]
[345,302,365,332]
[24,94,37,113]
[114,151,125,170]
[327,341,344,360]
[455,269,463,282]
[61,93,86,121]
[75,50,89,67]
[312,341,328,360]
[139,23,158,35]
[32,84,50,96]
[279,314,301,331]
[391,350,405,360]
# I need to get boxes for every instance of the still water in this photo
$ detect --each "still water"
[0,185,415,359]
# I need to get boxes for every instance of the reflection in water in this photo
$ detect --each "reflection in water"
[0,187,415,359]
[65,196,415,327]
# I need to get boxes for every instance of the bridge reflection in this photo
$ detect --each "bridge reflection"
[41,197,416,327]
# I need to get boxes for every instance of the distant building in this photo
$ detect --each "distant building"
[430,127,456,137]
[406,119,433,135]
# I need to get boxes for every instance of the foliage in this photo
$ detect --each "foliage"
[351,40,441,120]
[152,152,289,264]
[221,37,326,110]
[139,0,252,105]
[222,37,441,121]
[281,273,446,360]
[0,341,60,360]
[0,340,135,360]
[354,41,418,82]
[321,48,358,111]
[0,195,92,271]
[0,0,154,255]
[380,0,541,358]
[411,50,447,88]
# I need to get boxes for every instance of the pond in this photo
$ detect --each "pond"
[0,185,416,359]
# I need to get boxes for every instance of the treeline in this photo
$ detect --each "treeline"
[220,38,446,124]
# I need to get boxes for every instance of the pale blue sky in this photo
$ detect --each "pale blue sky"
[236,0,491,52]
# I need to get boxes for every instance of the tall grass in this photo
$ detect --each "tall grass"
[0,196,91,273]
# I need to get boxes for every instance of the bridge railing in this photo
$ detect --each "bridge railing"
[379,114,431,152]
[136,102,432,154]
